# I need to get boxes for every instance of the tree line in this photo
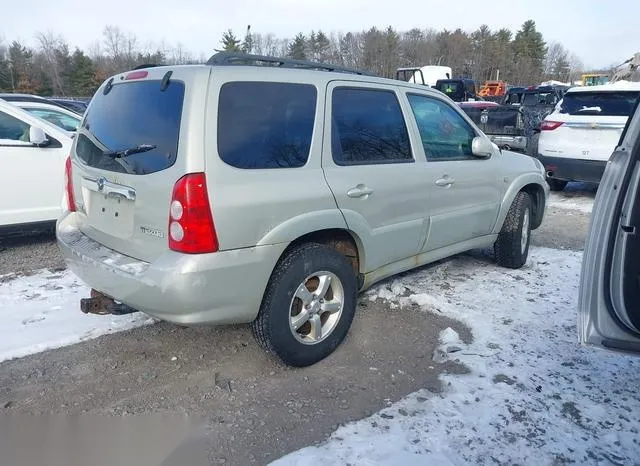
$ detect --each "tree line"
[0,20,586,98]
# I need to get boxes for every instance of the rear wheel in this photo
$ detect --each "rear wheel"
[252,243,357,367]
[547,178,568,192]
[495,192,532,269]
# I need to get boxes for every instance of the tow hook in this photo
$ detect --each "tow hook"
[80,289,138,315]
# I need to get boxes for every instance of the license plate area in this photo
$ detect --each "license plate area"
[81,177,136,237]
[86,193,134,237]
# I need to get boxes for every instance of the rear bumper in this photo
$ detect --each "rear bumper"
[537,155,607,184]
[488,134,527,151]
[56,213,286,325]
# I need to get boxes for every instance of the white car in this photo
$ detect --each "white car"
[12,100,81,135]
[0,99,73,231]
[537,82,640,191]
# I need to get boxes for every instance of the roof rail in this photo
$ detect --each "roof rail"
[206,52,375,76]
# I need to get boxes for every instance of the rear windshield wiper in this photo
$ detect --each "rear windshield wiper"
[104,144,157,158]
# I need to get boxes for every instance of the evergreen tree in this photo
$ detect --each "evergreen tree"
[69,49,97,96]
[241,25,254,54]
[220,30,241,52]
[288,33,307,60]
[0,44,13,91]
[513,20,547,71]
[311,30,331,61]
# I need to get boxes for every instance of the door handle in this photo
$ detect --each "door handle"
[347,185,374,198]
[435,177,455,187]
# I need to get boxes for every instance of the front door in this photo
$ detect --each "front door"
[0,109,66,227]
[403,92,501,252]
[321,82,429,273]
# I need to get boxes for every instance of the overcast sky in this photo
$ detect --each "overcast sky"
[4,0,638,69]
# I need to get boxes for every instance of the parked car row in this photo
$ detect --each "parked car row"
[3,53,636,366]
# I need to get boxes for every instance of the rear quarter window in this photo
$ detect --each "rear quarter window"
[217,82,317,169]
[560,91,640,117]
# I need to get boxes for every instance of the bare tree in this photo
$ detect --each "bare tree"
[36,31,69,94]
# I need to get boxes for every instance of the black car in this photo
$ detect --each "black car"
[434,78,480,102]
[0,94,88,115]
[50,98,89,114]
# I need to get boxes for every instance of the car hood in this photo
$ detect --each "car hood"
[500,148,546,177]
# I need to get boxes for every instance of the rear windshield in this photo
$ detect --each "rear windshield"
[559,91,640,117]
[522,92,557,106]
[437,82,460,96]
[75,80,185,175]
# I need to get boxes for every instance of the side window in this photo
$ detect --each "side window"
[218,82,317,169]
[331,87,412,165]
[26,108,80,132]
[407,94,476,161]
[0,110,31,145]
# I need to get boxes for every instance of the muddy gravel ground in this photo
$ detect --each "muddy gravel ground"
[0,230,63,277]
[0,187,594,464]
[0,302,470,464]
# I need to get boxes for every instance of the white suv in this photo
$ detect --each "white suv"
[537,83,640,191]
[57,53,549,366]
[0,99,73,231]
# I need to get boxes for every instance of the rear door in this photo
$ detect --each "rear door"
[579,98,640,353]
[70,66,211,262]
[322,82,428,273]
[0,104,69,226]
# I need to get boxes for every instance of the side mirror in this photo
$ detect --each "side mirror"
[471,136,494,159]
[29,126,49,147]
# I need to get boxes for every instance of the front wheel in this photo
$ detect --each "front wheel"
[494,192,532,269]
[252,243,357,367]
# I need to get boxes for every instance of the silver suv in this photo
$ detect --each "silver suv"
[57,53,549,367]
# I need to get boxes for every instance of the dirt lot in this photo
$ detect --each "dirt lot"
[0,186,595,464]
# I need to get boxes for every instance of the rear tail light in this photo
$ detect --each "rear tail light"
[168,173,218,254]
[64,156,76,212]
[540,120,564,131]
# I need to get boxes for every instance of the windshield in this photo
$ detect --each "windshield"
[504,92,523,105]
[25,108,80,132]
[75,80,185,174]
[559,91,640,116]
[522,92,557,106]
[437,82,460,95]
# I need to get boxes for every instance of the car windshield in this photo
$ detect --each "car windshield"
[437,82,460,95]
[504,92,523,104]
[75,79,185,174]
[522,92,556,106]
[559,91,640,116]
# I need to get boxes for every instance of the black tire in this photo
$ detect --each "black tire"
[547,178,568,192]
[494,192,532,269]
[252,243,357,367]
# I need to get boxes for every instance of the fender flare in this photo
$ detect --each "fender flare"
[492,173,548,234]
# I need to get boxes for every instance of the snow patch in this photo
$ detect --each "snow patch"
[274,247,640,465]
[0,270,152,363]
[548,191,595,214]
